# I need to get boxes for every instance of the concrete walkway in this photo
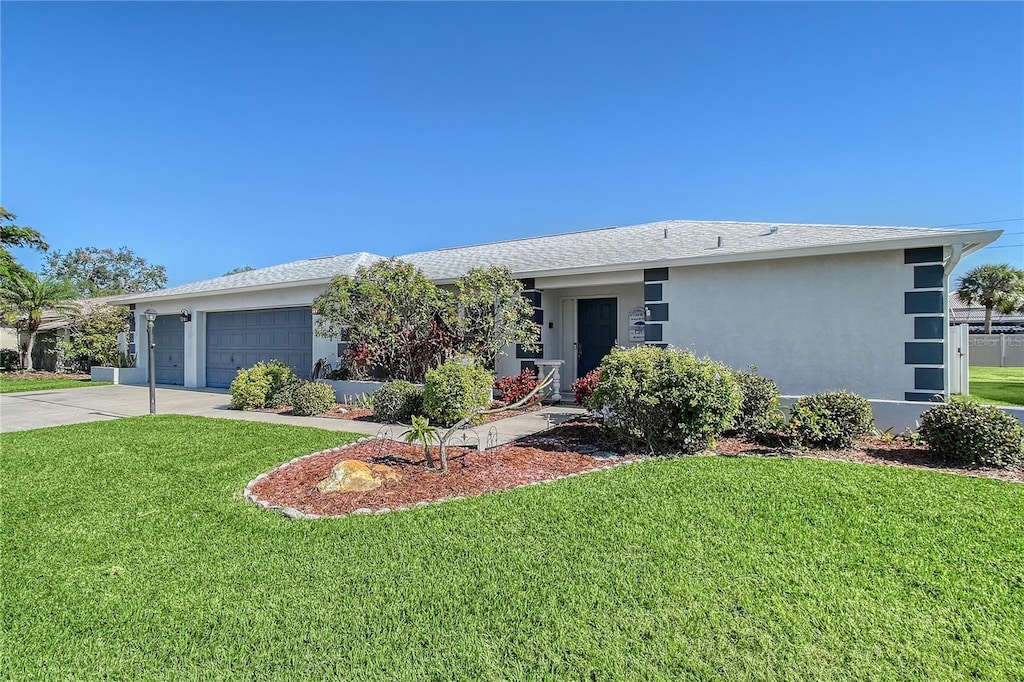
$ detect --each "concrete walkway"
[0,384,585,444]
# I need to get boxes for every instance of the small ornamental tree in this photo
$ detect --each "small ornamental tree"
[56,303,131,371]
[313,259,452,382]
[452,266,539,369]
[313,261,539,382]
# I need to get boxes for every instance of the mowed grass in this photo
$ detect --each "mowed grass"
[966,366,1024,407]
[2,416,1022,681]
[0,376,110,393]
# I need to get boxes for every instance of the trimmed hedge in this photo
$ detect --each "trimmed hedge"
[372,380,425,423]
[731,367,782,436]
[230,361,298,411]
[587,346,741,454]
[423,360,493,426]
[789,391,873,450]
[291,381,337,416]
[919,400,1023,468]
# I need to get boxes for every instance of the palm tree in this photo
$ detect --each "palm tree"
[0,271,79,370]
[955,264,1024,334]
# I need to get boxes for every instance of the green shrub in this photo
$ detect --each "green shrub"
[229,361,298,410]
[291,381,337,416]
[423,360,493,426]
[919,400,1023,468]
[0,348,19,371]
[789,391,873,449]
[372,380,425,423]
[587,346,741,454]
[268,379,304,409]
[731,367,782,436]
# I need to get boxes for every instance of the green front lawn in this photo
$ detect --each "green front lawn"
[2,416,1022,680]
[0,376,111,393]
[967,366,1024,407]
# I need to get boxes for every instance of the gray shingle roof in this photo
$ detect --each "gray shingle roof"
[403,219,987,280]
[116,252,382,301]
[114,220,998,302]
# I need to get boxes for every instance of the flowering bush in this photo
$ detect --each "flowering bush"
[494,369,539,405]
[570,369,601,405]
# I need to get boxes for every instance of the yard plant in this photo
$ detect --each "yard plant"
[588,345,741,453]
[789,390,874,449]
[2,416,1022,679]
[919,398,1024,468]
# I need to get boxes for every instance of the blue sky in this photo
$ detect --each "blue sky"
[2,1,1021,286]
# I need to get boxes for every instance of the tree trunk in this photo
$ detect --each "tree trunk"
[985,305,994,334]
[23,332,35,371]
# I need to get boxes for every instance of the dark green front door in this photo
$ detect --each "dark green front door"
[577,298,617,377]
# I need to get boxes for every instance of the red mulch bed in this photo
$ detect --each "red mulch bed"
[248,429,640,516]
[247,419,1021,518]
[713,434,1024,484]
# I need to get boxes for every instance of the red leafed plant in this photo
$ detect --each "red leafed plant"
[570,368,601,405]
[494,369,540,405]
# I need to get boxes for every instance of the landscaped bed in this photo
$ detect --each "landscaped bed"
[248,419,1023,519]
[247,428,639,517]
[3,415,1023,679]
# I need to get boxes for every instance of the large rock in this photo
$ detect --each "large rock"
[317,459,400,494]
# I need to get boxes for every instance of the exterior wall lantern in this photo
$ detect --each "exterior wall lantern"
[180,309,192,323]
[144,308,158,414]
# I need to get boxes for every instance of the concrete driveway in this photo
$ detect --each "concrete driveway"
[0,384,584,442]
[0,385,377,435]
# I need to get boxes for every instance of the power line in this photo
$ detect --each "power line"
[929,218,1023,228]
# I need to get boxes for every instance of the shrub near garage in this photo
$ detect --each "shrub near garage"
[423,360,493,426]
[789,391,874,450]
[229,361,298,410]
[290,381,337,417]
[919,399,1024,468]
[587,346,741,454]
[372,380,425,423]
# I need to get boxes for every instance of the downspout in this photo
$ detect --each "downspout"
[943,244,965,398]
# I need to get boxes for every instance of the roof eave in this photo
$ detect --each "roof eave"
[481,229,1002,284]
[108,276,338,305]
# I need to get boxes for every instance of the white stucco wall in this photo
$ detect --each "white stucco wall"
[661,250,915,400]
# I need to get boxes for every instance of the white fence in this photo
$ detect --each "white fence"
[968,334,1024,367]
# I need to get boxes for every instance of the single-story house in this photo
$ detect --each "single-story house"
[111,219,1000,402]
[1,295,124,371]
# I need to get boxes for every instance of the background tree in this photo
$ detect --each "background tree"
[313,259,452,382]
[0,271,79,370]
[0,207,49,280]
[42,246,167,296]
[224,266,255,276]
[56,303,131,371]
[452,266,539,369]
[956,264,1024,333]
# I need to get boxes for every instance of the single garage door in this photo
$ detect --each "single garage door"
[153,315,185,385]
[205,307,312,388]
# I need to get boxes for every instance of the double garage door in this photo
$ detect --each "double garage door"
[206,307,312,388]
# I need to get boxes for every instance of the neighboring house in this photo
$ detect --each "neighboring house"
[111,220,999,402]
[1,295,126,371]
[948,292,1024,334]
